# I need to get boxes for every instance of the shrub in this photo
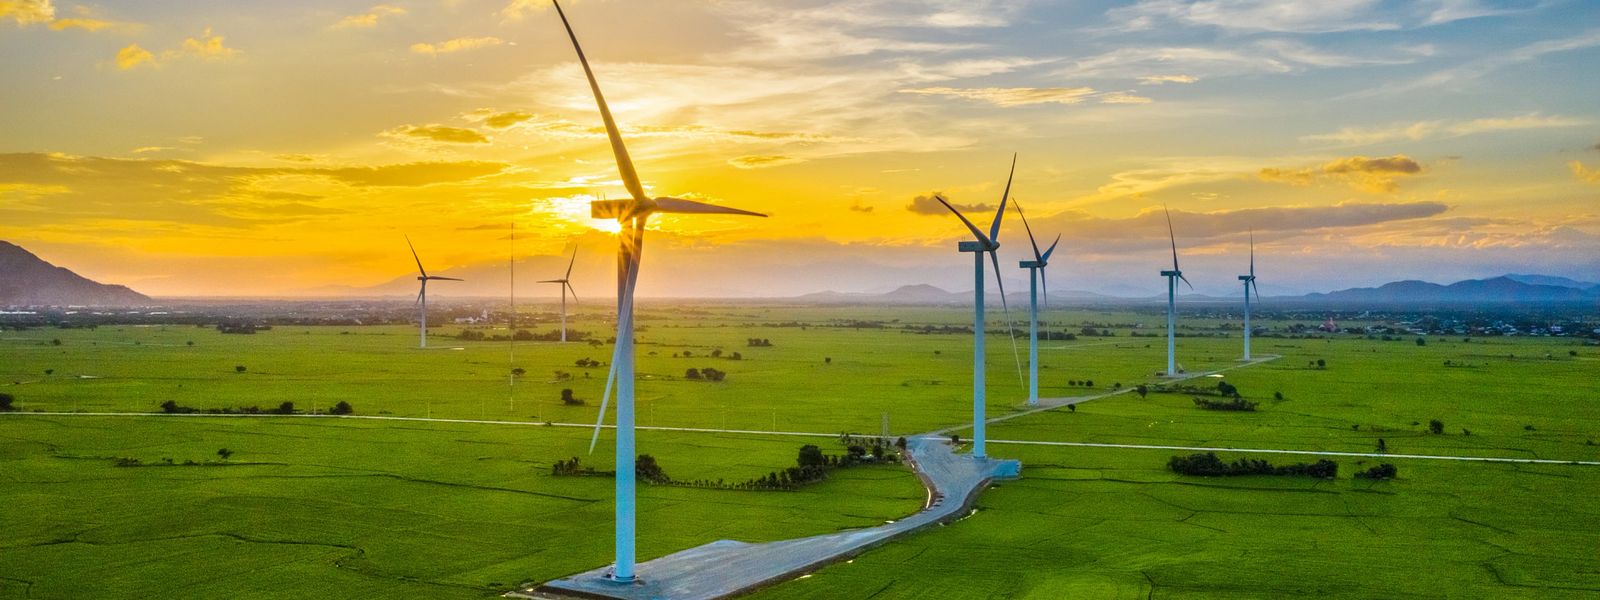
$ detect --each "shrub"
[684,368,702,380]
[1168,452,1336,479]
[0,393,14,412]
[1135,384,1148,399]
[234,365,247,373]
[635,454,669,483]
[797,444,826,468]
[1415,337,1426,346]
[1193,397,1258,411]
[560,389,583,406]
[1273,391,1284,401]
[1428,419,1444,434]
[329,401,353,415]
[1355,463,1397,480]
[275,401,295,415]
[216,448,234,461]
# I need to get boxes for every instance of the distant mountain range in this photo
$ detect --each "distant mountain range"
[793,276,1599,306]
[0,241,151,307]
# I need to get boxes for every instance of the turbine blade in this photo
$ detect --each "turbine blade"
[537,279,565,283]
[1179,273,1194,291]
[1041,234,1061,263]
[990,154,1015,243]
[430,276,464,281]
[1164,205,1180,272]
[1040,268,1050,310]
[566,246,579,279]
[406,235,427,277]
[552,0,647,202]
[653,197,767,217]
[935,195,991,245]
[1249,229,1255,277]
[588,345,620,454]
[567,281,579,305]
[1252,279,1260,300]
[990,250,1025,387]
[1014,200,1042,263]
[415,287,423,305]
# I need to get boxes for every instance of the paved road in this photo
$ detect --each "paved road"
[514,436,1020,600]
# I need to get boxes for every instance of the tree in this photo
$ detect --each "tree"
[950,434,961,445]
[561,389,583,406]
[43,369,53,375]
[1084,380,1094,387]
[1415,337,1427,346]
[276,401,295,415]
[234,365,247,373]
[684,368,702,380]
[511,367,526,377]
[330,401,353,415]
[1217,381,1238,397]
[797,444,826,468]
[1428,419,1444,434]
[0,393,14,412]
[1068,404,1076,413]
[824,357,832,364]
[1316,359,1326,369]
[1376,438,1388,453]
[50,338,62,346]
[1135,384,1149,399]
[216,448,234,461]
[895,436,908,449]
[682,350,694,358]
[730,352,742,360]
[711,349,723,358]
[635,454,668,483]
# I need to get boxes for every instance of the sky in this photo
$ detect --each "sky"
[1,0,1597,299]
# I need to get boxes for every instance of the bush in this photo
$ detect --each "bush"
[1168,452,1336,479]
[560,389,583,406]
[798,444,826,468]
[329,401,353,415]
[1415,337,1426,346]
[1274,391,1284,401]
[1135,384,1148,398]
[159,400,197,414]
[216,448,234,461]
[1428,419,1444,434]
[1193,397,1258,411]
[0,393,14,412]
[700,367,726,382]
[274,401,295,415]
[234,365,247,373]
[635,454,669,483]
[1355,463,1397,480]
[684,368,702,380]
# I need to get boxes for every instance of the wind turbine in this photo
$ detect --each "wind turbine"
[539,247,580,342]
[1160,207,1191,376]
[934,154,1021,460]
[554,0,766,584]
[406,236,463,349]
[1014,201,1060,406]
[1239,231,1259,361]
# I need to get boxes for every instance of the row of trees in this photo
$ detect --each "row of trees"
[156,400,350,415]
[685,367,727,382]
[1193,396,1258,411]
[747,338,774,347]
[1356,463,1398,479]
[1168,453,1338,479]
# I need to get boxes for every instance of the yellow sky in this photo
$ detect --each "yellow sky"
[2,0,1598,297]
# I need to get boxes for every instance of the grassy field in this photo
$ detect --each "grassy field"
[2,305,1598,598]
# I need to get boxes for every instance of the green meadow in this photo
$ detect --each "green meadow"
[2,305,1598,598]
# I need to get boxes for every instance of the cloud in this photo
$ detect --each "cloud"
[115,44,154,70]
[899,86,1099,107]
[480,110,534,129]
[906,193,992,216]
[1358,28,1600,97]
[130,146,173,154]
[384,124,489,144]
[1304,113,1592,145]
[849,202,874,213]
[1,0,54,26]
[1571,161,1600,184]
[728,155,800,169]
[1138,74,1198,85]
[411,36,503,55]
[1031,201,1451,244]
[1100,92,1153,104]
[1109,0,1402,33]
[500,0,551,21]
[175,27,238,60]
[333,5,406,29]
[313,161,505,187]
[1260,154,1423,193]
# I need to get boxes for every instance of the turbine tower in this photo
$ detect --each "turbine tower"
[934,154,1018,460]
[554,0,766,584]
[406,236,463,349]
[1160,207,1192,376]
[1239,231,1259,361]
[539,247,579,342]
[1014,201,1061,406]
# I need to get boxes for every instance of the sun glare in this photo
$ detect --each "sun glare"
[538,194,623,234]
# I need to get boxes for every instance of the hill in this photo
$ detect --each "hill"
[0,241,151,307]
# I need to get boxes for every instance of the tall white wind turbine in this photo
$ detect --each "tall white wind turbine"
[554,0,767,584]
[934,154,1022,460]
[1014,201,1061,406]
[406,236,463,349]
[538,247,580,342]
[1239,231,1260,361]
[1160,207,1192,376]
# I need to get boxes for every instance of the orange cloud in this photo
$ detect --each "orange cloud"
[384,124,489,144]
[115,44,154,70]
[333,5,405,29]
[1261,155,1423,193]
[1571,161,1600,184]
[411,36,503,55]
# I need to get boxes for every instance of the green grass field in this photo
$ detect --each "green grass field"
[3,305,1598,598]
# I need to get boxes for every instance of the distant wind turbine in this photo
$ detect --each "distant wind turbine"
[1160,207,1192,375]
[1014,200,1061,406]
[539,247,580,342]
[1239,231,1260,361]
[934,154,1024,460]
[554,0,767,584]
[406,235,462,349]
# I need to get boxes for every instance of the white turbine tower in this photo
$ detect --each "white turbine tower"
[1160,207,1192,376]
[538,247,579,342]
[554,0,767,584]
[1239,231,1260,361]
[406,236,463,349]
[1014,201,1060,406]
[934,154,1022,460]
